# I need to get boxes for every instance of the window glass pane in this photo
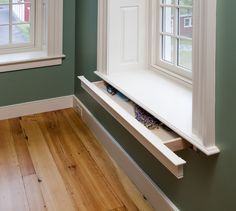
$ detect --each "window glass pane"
[162,0,175,4]
[12,3,31,24]
[0,25,9,45]
[178,39,192,70]
[12,0,28,3]
[162,35,174,64]
[0,0,32,46]
[12,23,30,43]
[178,8,192,38]
[162,6,174,34]
[0,0,9,4]
[178,0,192,6]
[0,4,9,24]
[159,0,193,74]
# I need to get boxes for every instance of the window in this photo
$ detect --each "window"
[151,0,193,80]
[97,0,218,154]
[184,17,192,27]
[0,0,34,49]
[0,0,64,72]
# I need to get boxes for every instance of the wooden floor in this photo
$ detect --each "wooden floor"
[0,108,153,211]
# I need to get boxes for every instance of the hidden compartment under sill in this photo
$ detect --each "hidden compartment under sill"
[79,76,192,179]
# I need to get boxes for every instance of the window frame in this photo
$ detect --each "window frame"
[0,0,64,73]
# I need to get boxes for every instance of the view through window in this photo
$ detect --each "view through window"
[0,0,33,47]
[161,0,192,71]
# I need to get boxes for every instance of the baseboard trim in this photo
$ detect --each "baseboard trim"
[0,95,73,120]
[73,96,179,211]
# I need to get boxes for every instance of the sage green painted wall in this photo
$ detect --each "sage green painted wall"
[75,0,236,210]
[0,0,76,107]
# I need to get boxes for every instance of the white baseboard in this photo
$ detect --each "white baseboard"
[73,96,179,211]
[0,95,73,120]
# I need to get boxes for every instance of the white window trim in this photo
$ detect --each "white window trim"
[192,0,217,149]
[0,0,64,73]
[96,0,219,155]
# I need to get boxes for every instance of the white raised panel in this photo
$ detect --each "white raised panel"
[121,6,139,63]
[107,0,148,74]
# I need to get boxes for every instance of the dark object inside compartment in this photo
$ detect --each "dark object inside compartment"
[134,105,161,129]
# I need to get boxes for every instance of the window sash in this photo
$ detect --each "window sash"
[150,0,193,80]
[0,0,35,52]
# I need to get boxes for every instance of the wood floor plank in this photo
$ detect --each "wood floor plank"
[37,111,123,211]
[0,120,29,211]
[20,116,77,211]
[0,109,154,211]
[62,109,154,211]
[23,174,47,211]
[9,118,35,177]
[110,206,128,211]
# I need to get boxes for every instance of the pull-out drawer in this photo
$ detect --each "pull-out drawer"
[79,76,190,179]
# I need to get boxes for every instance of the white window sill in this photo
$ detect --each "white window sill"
[95,69,219,155]
[0,51,65,72]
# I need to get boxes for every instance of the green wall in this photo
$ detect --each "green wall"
[0,0,235,210]
[0,0,76,107]
[75,0,236,210]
